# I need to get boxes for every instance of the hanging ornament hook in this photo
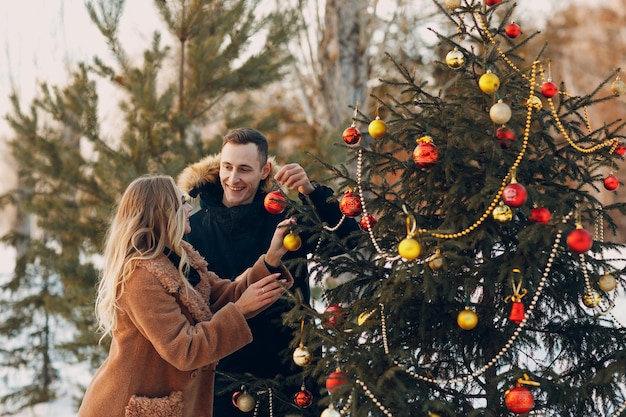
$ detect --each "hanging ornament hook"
[402,205,417,237]
[504,268,528,302]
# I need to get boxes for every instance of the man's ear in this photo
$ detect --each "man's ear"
[261,161,272,180]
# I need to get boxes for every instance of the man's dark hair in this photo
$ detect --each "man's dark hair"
[222,128,269,165]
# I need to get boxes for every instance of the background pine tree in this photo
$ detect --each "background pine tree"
[0,0,297,413]
[283,2,626,416]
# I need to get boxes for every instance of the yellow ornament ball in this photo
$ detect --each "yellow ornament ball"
[478,71,500,94]
[457,308,478,330]
[398,237,421,260]
[283,232,302,251]
[445,0,462,9]
[368,117,387,139]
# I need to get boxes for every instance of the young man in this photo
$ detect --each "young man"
[177,127,359,416]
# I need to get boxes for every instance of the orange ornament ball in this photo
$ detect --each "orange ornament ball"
[505,386,534,414]
[339,189,363,217]
[342,125,361,145]
[264,190,288,214]
[325,369,348,393]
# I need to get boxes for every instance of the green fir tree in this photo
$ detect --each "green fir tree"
[0,0,296,413]
[284,1,626,416]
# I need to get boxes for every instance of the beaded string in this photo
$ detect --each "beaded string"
[251,387,273,417]
[380,213,571,385]
[476,10,619,156]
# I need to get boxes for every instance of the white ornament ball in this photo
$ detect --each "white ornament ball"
[292,345,313,366]
[321,405,341,417]
[236,392,256,412]
[489,100,512,124]
[598,274,617,292]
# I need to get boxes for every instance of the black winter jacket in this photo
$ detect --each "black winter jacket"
[177,154,359,383]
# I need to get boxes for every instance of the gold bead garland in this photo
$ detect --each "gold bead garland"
[382,213,571,385]
[478,9,619,156]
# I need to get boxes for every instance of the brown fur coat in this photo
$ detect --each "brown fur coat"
[77,242,292,417]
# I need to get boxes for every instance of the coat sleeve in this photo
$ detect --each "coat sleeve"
[121,268,253,372]
[208,254,293,316]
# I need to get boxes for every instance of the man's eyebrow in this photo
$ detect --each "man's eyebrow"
[222,161,254,169]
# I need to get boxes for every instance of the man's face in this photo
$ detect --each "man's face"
[219,142,270,208]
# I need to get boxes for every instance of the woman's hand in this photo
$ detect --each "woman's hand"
[234,274,288,317]
[264,218,295,267]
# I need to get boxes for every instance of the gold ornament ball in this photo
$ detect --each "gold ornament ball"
[582,290,601,308]
[398,237,421,260]
[492,202,513,223]
[445,48,465,69]
[457,308,478,330]
[445,0,462,9]
[428,249,444,270]
[598,274,617,292]
[368,117,387,139]
[489,100,512,124]
[236,392,256,412]
[479,71,500,94]
[611,79,626,96]
[292,345,313,367]
[283,232,302,251]
[526,95,543,110]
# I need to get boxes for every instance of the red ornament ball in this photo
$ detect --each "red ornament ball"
[325,369,348,393]
[502,183,528,208]
[359,214,377,230]
[505,386,535,414]
[604,174,620,191]
[567,227,593,253]
[505,22,521,38]
[339,189,363,217]
[541,81,559,98]
[413,136,439,168]
[342,125,361,145]
[615,144,626,156]
[293,388,313,408]
[529,207,551,224]
[495,127,516,148]
[263,190,288,214]
[486,0,502,5]
[323,305,346,327]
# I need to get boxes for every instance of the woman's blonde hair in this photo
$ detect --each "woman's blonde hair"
[95,175,190,340]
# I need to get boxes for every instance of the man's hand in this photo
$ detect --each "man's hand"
[274,163,316,195]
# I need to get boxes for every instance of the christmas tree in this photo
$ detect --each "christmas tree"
[282,1,626,416]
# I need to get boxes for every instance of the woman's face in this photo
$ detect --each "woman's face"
[180,193,193,234]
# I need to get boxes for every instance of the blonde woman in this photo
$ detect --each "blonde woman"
[77,175,293,417]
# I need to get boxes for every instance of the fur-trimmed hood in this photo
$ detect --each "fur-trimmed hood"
[176,153,278,199]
